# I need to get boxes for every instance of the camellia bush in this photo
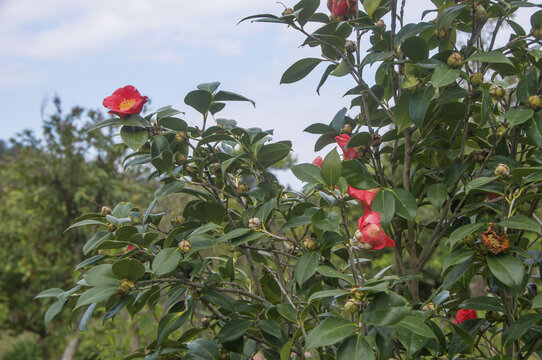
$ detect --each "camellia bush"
[37,0,542,359]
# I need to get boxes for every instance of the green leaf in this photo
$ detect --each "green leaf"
[120,125,148,150]
[291,163,324,184]
[397,315,436,338]
[87,118,119,133]
[402,36,429,62]
[277,303,297,323]
[308,289,351,303]
[532,292,542,309]
[257,142,291,168]
[44,299,68,327]
[487,255,525,292]
[157,309,191,345]
[282,215,312,229]
[294,252,319,286]
[155,181,185,199]
[459,297,504,312]
[436,5,467,29]
[502,314,542,348]
[442,258,473,290]
[294,0,319,26]
[443,249,475,274]
[447,223,484,248]
[112,258,146,281]
[531,10,542,27]
[158,117,188,131]
[317,266,355,285]
[217,228,252,242]
[431,64,460,88]
[337,334,375,360]
[504,108,534,126]
[465,176,499,194]
[65,219,105,232]
[83,264,120,287]
[184,90,213,114]
[363,292,410,326]
[75,286,118,309]
[321,149,342,188]
[499,214,542,235]
[342,160,380,189]
[437,87,469,106]
[467,51,513,66]
[409,85,435,127]
[305,317,356,350]
[280,58,323,84]
[79,303,97,331]
[372,190,395,225]
[218,319,252,344]
[516,68,538,103]
[391,189,417,222]
[35,288,65,299]
[394,92,412,134]
[363,0,381,18]
[152,248,181,276]
[83,231,113,255]
[428,183,447,208]
[214,91,255,107]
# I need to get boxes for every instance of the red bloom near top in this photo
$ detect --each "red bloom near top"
[312,156,323,169]
[327,0,357,17]
[453,309,477,324]
[348,186,377,212]
[335,134,359,160]
[357,211,395,250]
[103,85,148,118]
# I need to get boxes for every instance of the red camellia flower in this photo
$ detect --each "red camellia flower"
[335,134,359,160]
[126,245,134,252]
[312,156,323,169]
[348,186,376,212]
[357,211,395,250]
[453,309,477,324]
[103,85,148,118]
[327,0,357,17]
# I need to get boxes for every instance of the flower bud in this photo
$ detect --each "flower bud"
[469,72,484,87]
[354,230,363,241]
[532,26,542,40]
[341,123,353,134]
[303,237,316,250]
[173,215,185,224]
[106,222,117,232]
[527,95,542,110]
[433,27,448,41]
[370,134,383,148]
[470,149,489,163]
[447,52,464,69]
[236,184,250,195]
[375,20,386,31]
[101,206,112,216]
[475,5,486,22]
[282,8,294,16]
[185,165,198,175]
[218,349,230,360]
[495,124,507,137]
[343,299,358,313]
[359,242,373,250]
[175,131,188,142]
[462,233,477,246]
[248,217,262,230]
[345,40,357,54]
[489,85,506,100]
[179,239,192,254]
[118,278,134,295]
[518,202,531,213]
[175,153,187,165]
[494,163,510,178]
[485,311,501,323]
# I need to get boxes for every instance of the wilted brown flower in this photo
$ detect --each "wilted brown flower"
[481,224,509,254]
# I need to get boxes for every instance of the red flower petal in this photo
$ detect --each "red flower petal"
[454,309,477,324]
[103,85,148,118]
[335,134,359,160]
[312,156,323,169]
[348,186,377,210]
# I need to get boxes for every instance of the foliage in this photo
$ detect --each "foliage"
[38,0,542,359]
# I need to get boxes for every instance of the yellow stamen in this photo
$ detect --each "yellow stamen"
[119,98,136,111]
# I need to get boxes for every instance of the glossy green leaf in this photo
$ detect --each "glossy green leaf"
[294,251,319,286]
[501,314,542,348]
[317,266,355,285]
[280,58,323,84]
[467,51,513,66]
[459,297,504,312]
[428,183,447,209]
[363,0,381,18]
[277,303,297,323]
[402,37,429,62]
[75,286,117,309]
[218,319,252,344]
[305,317,356,350]
[337,334,375,360]
[465,176,499,194]
[372,190,395,225]
[257,142,291,168]
[363,292,410,326]
[436,5,466,29]
[291,163,325,184]
[112,258,146,281]
[44,299,68,327]
[120,125,148,150]
[152,248,181,276]
[184,90,213,114]
[214,90,255,107]
[487,255,525,292]
[308,289,350,303]
[409,85,435,127]
[431,64,460,88]
[321,149,342,188]
[447,223,484,248]
[499,214,542,235]
[532,292,542,309]
[342,160,380,189]
[391,189,417,222]
[504,108,534,126]
[397,315,436,338]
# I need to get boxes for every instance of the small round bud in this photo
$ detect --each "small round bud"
[527,95,542,110]
[179,239,192,254]
[343,299,358,313]
[106,222,117,232]
[433,27,448,41]
[218,348,230,360]
[282,8,294,16]
[518,202,531,213]
[173,216,185,225]
[489,85,506,100]
[201,317,211,328]
[185,165,198,175]
[494,163,510,178]
[341,123,353,134]
[354,230,363,241]
[375,20,386,31]
[462,234,477,246]
[118,278,134,294]
[345,40,357,54]
[101,206,112,216]
[447,52,464,69]
[248,217,262,230]
[175,153,187,165]
[475,5,486,22]
[532,26,542,40]
[370,134,383,148]
[495,124,507,137]
[485,311,501,323]
[470,149,489,163]
[422,302,435,312]
[303,237,316,250]
[469,72,484,87]
[175,131,188,142]
[236,184,250,195]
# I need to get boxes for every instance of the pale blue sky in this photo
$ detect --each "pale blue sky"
[0,0,532,187]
